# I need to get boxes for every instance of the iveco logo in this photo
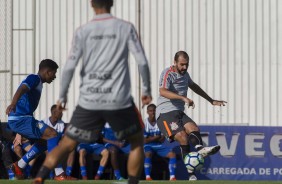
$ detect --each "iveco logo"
[202,132,282,157]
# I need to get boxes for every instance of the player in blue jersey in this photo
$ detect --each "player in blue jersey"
[143,104,177,181]
[103,122,129,180]
[76,143,109,180]
[156,51,227,180]
[5,59,59,179]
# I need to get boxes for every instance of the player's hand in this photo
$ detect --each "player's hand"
[212,100,227,106]
[141,95,152,108]
[116,141,125,148]
[13,133,22,147]
[183,97,195,109]
[56,100,67,111]
[6,104,16,115]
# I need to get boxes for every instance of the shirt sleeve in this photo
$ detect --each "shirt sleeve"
[159,69,172,89]
[22,74,40,90]
[59,28,83,103]
[127,24,151,96]
[187,73,194,87]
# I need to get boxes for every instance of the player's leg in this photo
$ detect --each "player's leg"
[65,150,75,177]
[48,135,77,181]
[143,146,153,180]
[12,144,23,159]
[9,118,59,179]
[11,141,46,179]
[106,145,123,180]
[14,120,63,179]
[157,111,197,180]
[183,117,220,158]
[23,143,37,179]
[77,144,88,180]
[126,131,144,184]
[8,118,57,141]
[33,105,105,184]
[14,141,42,179]
[106,104,144,184]
[2,143,16,179]
[161,147,177,181]
[33,135,77,183]
[157,111,190,158]
[94,146,109,180]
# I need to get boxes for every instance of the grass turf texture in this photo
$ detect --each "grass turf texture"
[1,180,282,184]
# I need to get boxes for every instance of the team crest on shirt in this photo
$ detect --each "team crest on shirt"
[170,122,179,131]
[36,122,44,129]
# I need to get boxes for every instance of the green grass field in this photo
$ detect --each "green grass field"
[1,180,282,184]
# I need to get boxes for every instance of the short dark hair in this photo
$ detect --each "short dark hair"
[39,59,59,71]
[91,0,113,9]
[174,51,189,62]
[50,104,57,112]
[147,104,156,110]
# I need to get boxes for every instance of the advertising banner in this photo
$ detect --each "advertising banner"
[172,125,282,180]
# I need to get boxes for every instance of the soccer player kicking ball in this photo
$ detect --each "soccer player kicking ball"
[156,51,227,180]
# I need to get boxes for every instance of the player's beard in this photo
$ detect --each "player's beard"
[176,67,187,75]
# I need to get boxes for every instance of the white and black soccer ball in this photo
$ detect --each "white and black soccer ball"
[184,152,204,173]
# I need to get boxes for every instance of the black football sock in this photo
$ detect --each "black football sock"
[188,131,203,150]
[35,165,51,179]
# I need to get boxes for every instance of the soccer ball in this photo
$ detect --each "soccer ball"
[184,152,204,173]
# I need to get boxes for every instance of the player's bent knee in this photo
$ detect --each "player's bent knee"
[174,131,188,144]
[102,149,109,157]
[79,149,86,156]
[43,127,58,138]
[167,152,176,158]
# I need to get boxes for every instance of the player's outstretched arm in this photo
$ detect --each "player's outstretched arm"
[189,83,227,106]
[189,82,214,104]
[6,84,29,115]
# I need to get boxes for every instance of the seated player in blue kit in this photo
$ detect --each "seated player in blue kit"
[103,122,129,180]
[76,143,109,180]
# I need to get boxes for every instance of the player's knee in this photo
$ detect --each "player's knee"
[102,149,109,158]
[13,145,21,153]
[46,127,58,138]
[167,152,176,158]
[109,147,118,155]
[145,152,152,158]
[185,122,199,133]
[174,131,188,144]
[79,149,86,156]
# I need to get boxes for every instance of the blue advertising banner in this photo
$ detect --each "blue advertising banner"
[170,125,282,180]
